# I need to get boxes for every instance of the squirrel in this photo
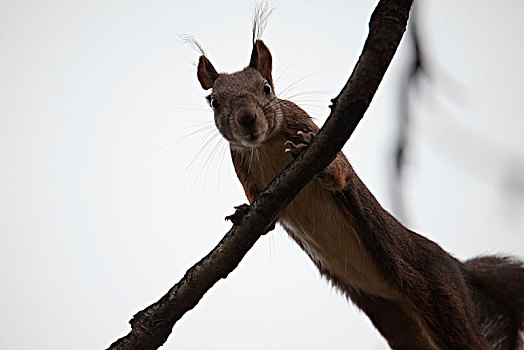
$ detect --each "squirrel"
[196,39,524,349]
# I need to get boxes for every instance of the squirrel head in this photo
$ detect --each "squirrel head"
[197,40,283,147]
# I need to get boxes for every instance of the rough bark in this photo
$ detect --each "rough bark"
[107,1,413,348]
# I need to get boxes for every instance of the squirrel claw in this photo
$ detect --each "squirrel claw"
[285,131,316,158]
[285,142,307,158]
[297,130,315,143]
[225,203,250,226]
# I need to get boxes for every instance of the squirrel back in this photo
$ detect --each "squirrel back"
[196,39,524,349]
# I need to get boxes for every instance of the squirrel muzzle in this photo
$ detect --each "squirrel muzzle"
[232,98,268,146]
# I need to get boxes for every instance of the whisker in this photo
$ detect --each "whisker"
[169,129,219,198]
[261,95,280,110]
[283,91,332,100]
[179,118,214,124]
[255,146,264,179]
[249,147,255,174]
[163,106,211,112]
[261,96,286,114]
[292,98,330,104]
[183,134,222,207]
[277,67,327,97]
[295,103,326,109]
[146,124,215,156]
[274,46,304,84]
[195,135,225,205]
[279,84,330,101]
[216,142,229,205]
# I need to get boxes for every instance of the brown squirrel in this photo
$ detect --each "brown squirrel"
[196,39,524,349]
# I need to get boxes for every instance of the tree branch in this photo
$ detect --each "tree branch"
[107,1,413,348]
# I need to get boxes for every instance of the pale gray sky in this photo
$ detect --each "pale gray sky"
[1,1,523,349]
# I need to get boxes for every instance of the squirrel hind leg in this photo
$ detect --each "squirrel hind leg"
[317,155,350,191]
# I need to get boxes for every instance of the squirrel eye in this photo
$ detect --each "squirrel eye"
[263,81,272,95]
[210,97,219,109]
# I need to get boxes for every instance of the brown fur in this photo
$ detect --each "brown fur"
[197,39,524,349]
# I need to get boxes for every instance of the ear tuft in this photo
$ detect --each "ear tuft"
[197,55,219,90]
[249,40,272,83]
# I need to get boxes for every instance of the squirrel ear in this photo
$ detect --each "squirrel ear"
[197,55,219,90]
[249,40,272,83]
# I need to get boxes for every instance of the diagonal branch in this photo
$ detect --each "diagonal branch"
[107,1,413,349]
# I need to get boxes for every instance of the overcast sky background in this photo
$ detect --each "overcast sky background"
[1,0,523,349]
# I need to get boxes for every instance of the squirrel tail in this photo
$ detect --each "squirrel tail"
[463,255,524,350]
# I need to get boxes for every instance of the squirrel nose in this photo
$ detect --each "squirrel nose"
[237,110,257,128]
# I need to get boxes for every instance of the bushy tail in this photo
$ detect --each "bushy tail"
[464,255,524,350]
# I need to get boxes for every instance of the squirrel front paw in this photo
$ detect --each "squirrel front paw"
[285,130,350,191]
[284,131,316,158]
[225,203,276,234]
[225,204,250,226]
